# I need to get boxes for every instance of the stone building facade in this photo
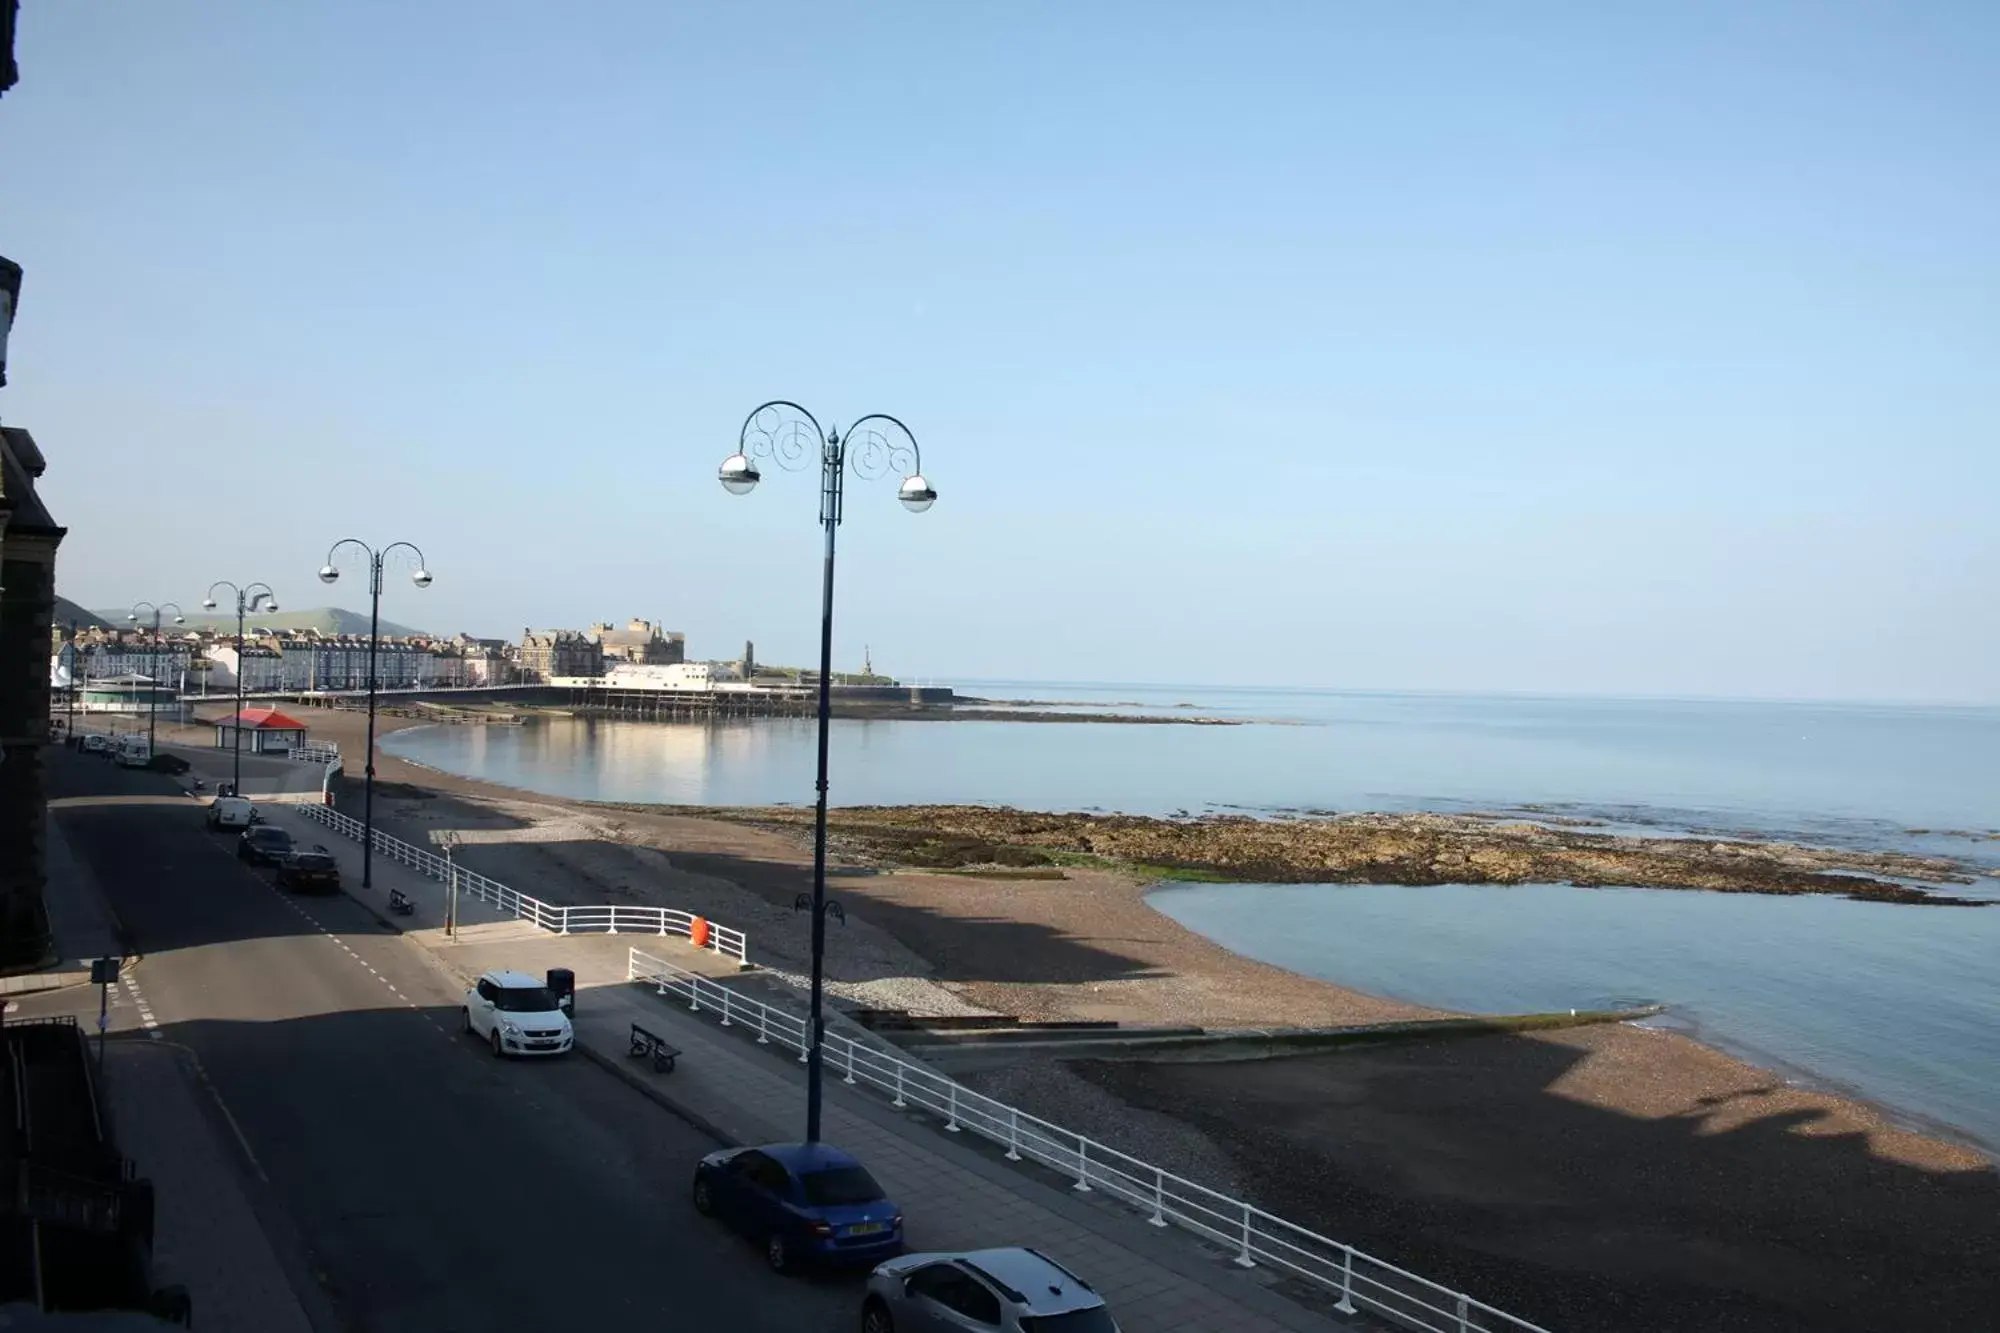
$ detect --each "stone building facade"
[590,618,686,666]
[518,629,601,682]
[0,422,65,969]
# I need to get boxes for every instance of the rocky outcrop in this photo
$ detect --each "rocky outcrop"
[702,805,1991,906]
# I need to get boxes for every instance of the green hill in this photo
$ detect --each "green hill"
[90,605,429,638]
[52,596,114,630]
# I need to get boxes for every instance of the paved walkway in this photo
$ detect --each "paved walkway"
[0,812,124,995]
[572,979,1356,1333]
[98,1040,317,1333]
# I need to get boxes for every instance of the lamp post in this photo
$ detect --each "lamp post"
[127,602,184,758]
[202,581,278,795]
[62,620,77,741]
[717,401,936,1143]
[317,540,432,888]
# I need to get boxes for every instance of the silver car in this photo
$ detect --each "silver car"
[862,1247,1119,1333]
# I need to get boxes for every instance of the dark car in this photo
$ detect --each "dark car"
[274,847,340,894]
[146,752,191,774]
[237,825,295,865]
[691,1143,903,1273]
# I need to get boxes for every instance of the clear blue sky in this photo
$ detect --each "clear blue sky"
[5,1,1994,702]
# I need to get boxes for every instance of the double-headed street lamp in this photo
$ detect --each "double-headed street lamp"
[718,401,936,1143]
[127,602,184,757]
[203,580,279,794]
[319,539,432,888]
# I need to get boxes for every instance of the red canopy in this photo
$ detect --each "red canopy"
[221,706,309,731]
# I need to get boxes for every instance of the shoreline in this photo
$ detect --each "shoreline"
[173,705,1999,1328]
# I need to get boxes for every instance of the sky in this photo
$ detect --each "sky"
[2,1,1995,703]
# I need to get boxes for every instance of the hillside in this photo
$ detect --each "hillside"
[89,605,429,638]
[52,596,114,630]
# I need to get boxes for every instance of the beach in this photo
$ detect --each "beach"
[175,703,2000,1331]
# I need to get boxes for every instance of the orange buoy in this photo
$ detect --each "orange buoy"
[690,915,711,949]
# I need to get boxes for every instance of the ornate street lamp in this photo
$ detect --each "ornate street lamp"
[127,602,184,758]
[203,581,278,794]
[718,401,936,1142]
[318,540,432,888]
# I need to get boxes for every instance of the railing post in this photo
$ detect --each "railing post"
[1005,1109,1021,1161]
[945,1085,961,1132]
[755,1003,769,1044]
[1234,1204,1256,1268]
[1073,1139,1092,1192]
[1455,1294,1470,1332]
[657,914,667,937]
[688,980,699,1013]
[607,906,618,936]
[892,1064,906,1108]
[559,906,569,936]
[797,1030,809,1064]
[1334,1247,1358,1315]
[718,991,732,1028]
[842,1041,857,1085]
[1148,1167,1167,1226]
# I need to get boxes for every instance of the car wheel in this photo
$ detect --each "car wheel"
[860,1299,895,1333]
[765,1231,790,1274]
[490,1028,504,1058]
[691,1175,714,1216]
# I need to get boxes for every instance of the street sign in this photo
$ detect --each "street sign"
[89,957,119,985]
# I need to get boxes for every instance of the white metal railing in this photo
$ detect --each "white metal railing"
[628,946,1550,1333]
[293,803,750,965]
[292,741,341,763]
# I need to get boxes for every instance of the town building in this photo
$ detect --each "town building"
[271,634,445,690]
[203,641,286,691]
[1,386,66,970]
[591,618,686,666]
[518,628,601,682]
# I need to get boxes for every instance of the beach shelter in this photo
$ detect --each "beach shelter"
[213,705,311,754]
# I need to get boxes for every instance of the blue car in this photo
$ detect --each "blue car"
[691,1142,904,1273]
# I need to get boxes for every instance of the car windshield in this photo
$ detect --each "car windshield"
[799,1166,884,1206]
[291,854,335,870]
[1021,1309,1118,1333]
[492,986,560,1013]
[249,829,292,847]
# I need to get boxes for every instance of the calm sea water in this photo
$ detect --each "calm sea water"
[383,683,2000,1148]
[1150,881,2000,1155]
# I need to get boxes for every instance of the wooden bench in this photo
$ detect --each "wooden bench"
[387,888,415,916]
[629,1021,681,1073]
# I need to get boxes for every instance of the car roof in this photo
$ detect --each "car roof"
[956,1248,1100,1314]
[482,969,545,989]
[755,1141,865,1173]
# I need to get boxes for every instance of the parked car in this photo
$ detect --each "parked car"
[237,825,295,866]
[206,796,256,831]
[462,969,574,1057]
[691,1142,903,1274]
[274,846,341,894]
[80,735,110,755]
[146,752,191,774]
[863,1248,1119,1333]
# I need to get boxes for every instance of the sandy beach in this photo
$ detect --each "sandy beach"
[172,704,2000,1331]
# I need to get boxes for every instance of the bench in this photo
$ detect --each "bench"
[387,889,415,916]
[629,1022,681,1073]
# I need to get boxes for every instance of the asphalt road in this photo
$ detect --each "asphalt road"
[45,751,864,1333]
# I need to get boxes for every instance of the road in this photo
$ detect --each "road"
[43,750,863,1332]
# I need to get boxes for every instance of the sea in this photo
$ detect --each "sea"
[381,682,2000,1154]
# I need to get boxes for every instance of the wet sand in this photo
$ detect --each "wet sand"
[178,705,2000,1330]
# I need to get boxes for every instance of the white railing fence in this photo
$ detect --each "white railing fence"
[294,803,750,965]
[628,946,1549,1333]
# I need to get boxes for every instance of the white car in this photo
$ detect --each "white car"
[463,969,573,1057]
[206,796,256,831]
[81,735,110,755]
